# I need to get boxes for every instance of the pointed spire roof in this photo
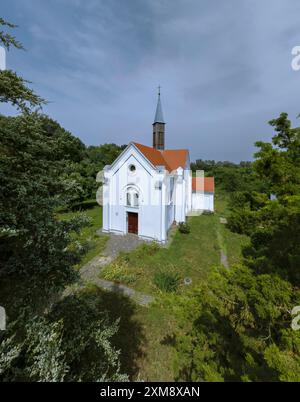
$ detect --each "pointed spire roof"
[153,86,165,124]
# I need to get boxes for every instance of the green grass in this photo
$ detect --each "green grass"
[58,203,108,268]
[70,284,176,381]
[100,213,221,295]
[214,190,249,266]
[133,304,177,381]
[99,190,248,296]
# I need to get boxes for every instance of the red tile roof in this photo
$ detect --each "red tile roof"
[133,142,188,172]
[162,149,189,172]
[192,177,215,193]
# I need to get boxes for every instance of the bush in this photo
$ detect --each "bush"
[178,222,191,234]
[101,263,137,284]
[153,270,180,293]
[202,210,214,215]
[135,242,161,258]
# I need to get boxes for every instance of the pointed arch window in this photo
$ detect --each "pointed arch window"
[126,187,139,208]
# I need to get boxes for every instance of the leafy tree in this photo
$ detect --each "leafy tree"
[0,113,86,291]
[1,298,128,382]
[228,113,300,285]
[254,113,300,197]
[175,113,300,382]
[0,18,128,382]
[0,18,22,50]
[0,18,44,112]
[173,265,300,381]
[65,143,127,203]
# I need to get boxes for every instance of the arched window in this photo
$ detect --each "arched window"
[126,187,139,207]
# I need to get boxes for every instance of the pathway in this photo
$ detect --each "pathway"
[217,217,229,268]
[76,233,154,307]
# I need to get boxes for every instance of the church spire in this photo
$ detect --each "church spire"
[154,86,164,124]
[153,86,165,150]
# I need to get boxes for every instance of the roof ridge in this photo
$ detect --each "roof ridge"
[133,142,188,172]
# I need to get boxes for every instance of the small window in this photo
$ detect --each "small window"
[127,192,131,206]
[126,187,139,207]
[133,192,139,207]
[129,164,136,173]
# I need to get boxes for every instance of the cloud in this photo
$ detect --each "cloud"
[1,0,300,161]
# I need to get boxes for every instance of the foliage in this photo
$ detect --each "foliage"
[134,242,161,257]
[191,159,267,194]
[173,265,300,381]
[174,113,300,382]
[0,295,128,382]
[178,222,191,234]
[264,329,300,381]
[102,262,138,285]
[255,112,300,197]
[201,210,214,215]
[228,113,300,286]
[0,18,128,382]
[62,143,127,205]
[0,18,44,112]
[153,269,180,293]
[58,204,108,268]
[0,18,23,50]
[0,113,86,289]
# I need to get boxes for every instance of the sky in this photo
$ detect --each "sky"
[1,0,300,162]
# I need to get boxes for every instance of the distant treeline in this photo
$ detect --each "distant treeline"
[39,115,127,206]
[191,159,268,193]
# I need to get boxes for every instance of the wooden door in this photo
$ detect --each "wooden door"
[128,212,138,234]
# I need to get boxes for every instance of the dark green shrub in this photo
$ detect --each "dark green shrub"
[178,222,191,234]
[202,210,214,215]
[153,270,180,292]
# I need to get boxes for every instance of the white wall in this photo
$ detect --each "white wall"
[174,167,186,223]
[192,192,214,212]
[103,143,194,242]
[103,144,168,242]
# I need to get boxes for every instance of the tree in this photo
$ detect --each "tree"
[0,18,44,112]
[228,113,300,285]
[0,294,128,382]
[175,113,300,382]
[254,112,300,197]
[173,265,300,381]
[0,18,128,382]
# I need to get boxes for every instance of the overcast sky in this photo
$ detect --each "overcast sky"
[1,0,300,161]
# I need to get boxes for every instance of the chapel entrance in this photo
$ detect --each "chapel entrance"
[127,212,138,234]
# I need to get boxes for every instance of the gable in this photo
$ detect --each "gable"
[108,143,155,176]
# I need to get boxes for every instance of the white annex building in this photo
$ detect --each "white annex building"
[102,91,214,243]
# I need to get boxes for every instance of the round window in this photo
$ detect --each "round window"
[129,164,136,173]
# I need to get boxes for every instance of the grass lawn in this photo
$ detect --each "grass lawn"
[100,214,220,295]
[214,191,249,266]
[57,201,108,268]
[99,189,248,295]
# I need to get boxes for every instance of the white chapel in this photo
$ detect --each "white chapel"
[102,91,214,243]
